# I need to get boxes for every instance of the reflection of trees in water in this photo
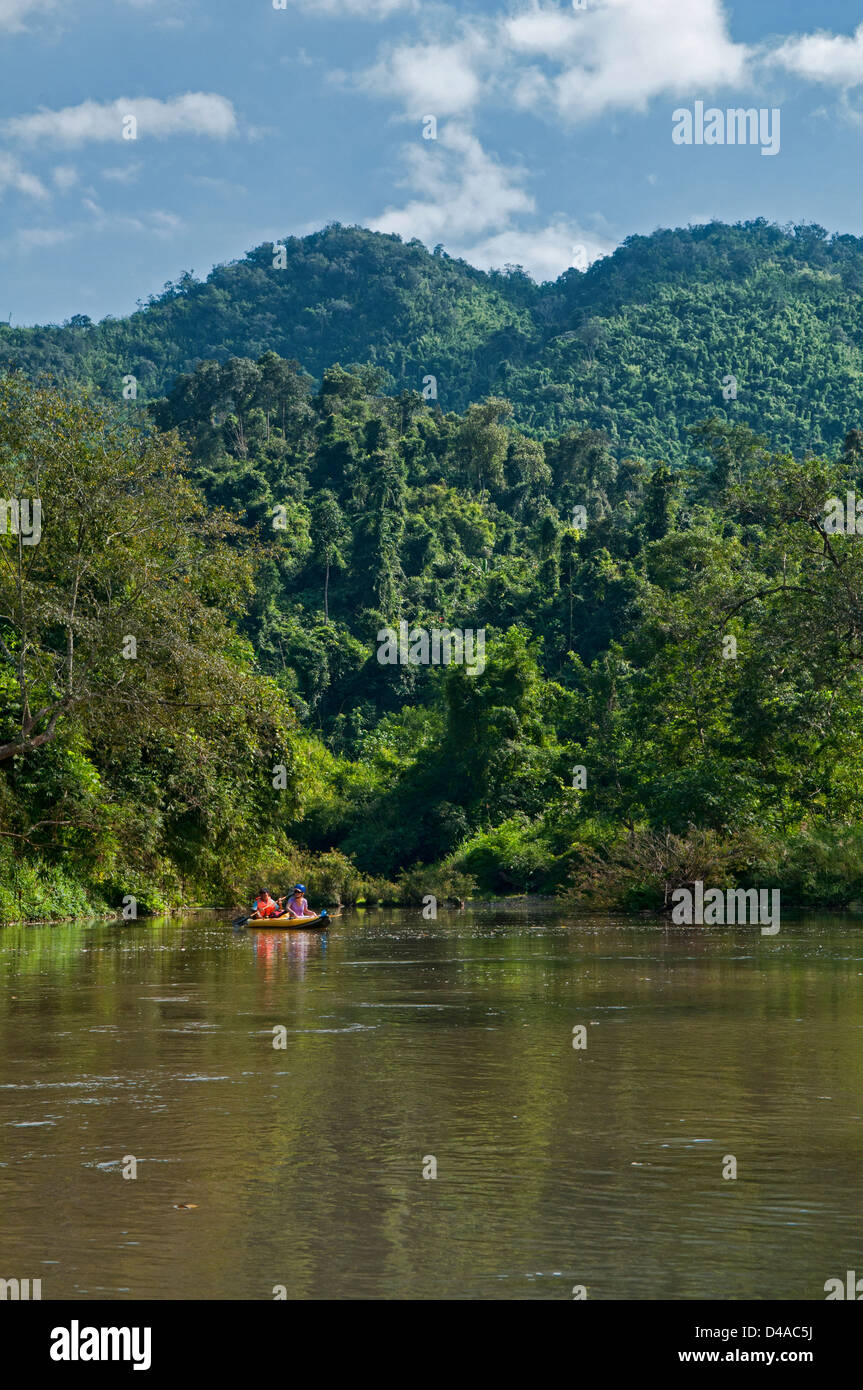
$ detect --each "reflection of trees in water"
[253,925,326,988]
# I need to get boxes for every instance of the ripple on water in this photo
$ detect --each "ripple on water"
[280,1023,379,1034]
[174,1074,232,1082]
[358,1002,452,1009]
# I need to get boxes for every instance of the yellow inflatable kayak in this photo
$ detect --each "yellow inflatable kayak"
[246,911,328,929]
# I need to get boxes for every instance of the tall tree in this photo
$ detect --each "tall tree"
[310,490,349,624]
[0,375,259,763]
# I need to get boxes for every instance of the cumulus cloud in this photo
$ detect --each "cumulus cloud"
[504,0,749,122]
[355,1,750,126]
[4,93,238,146]
[772,23,863,87]
[455,218,613,282]
[357,36,488,117]
[371,123,611,281]
[372,124,533,243]
[504,5,583,55]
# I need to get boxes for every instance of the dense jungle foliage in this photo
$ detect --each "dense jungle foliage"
[3,219,863,459]
[4,220,863,919]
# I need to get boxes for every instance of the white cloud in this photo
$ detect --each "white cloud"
[4,93,238,146]
[772,23,863,87]
[372,124,533,243]
[0,153,49,200]
[355,1,750,127]
[504,6,583,55]
[504,0,749,122]
[102,162,143,183]
[455,218,613,282]
[357,36,487,117]
[287,0,416,16]
[150,209,184,236]
[371,123,610,282]
[0,226,72,257]
[0,0,56,32]
[79,198,184,238]
[0,203,187,255]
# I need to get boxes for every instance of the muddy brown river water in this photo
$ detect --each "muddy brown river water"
[1,907,861,1299]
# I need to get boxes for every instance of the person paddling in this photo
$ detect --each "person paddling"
[283,883,311,919]
[231,886,327,929]
[254,889,285,919]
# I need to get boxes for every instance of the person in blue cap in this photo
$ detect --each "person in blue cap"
[282,883,312,919]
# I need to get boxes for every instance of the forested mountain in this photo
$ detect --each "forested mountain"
[3,219,863,460]
[5,219,863,921]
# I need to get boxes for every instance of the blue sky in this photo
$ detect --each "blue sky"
[1,0,863,324]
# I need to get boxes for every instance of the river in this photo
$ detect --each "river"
[1,907,861,1300]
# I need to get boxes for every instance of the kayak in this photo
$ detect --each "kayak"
[246,912,328,929]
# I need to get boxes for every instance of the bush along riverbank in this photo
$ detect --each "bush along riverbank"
[0,843,476,924]
[0,849,109,924]
[7,823,863,925]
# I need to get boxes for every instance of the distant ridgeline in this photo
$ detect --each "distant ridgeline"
[2,219,863,461]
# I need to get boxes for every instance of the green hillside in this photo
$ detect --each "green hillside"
[3,220,863,461]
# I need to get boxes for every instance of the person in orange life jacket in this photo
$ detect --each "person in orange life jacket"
[254,889,285,919]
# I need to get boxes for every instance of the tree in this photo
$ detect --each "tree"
[842,428,863,475]
[560,529,580,650]
[689,418,768,492]
[643,462,677,541]
[455,399,513,502]
[310,490,349,623]
[506,435,551,515]
[0,375,261,764]
[578,316,608,361]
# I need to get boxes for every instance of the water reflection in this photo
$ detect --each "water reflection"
[250,926,328,982]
